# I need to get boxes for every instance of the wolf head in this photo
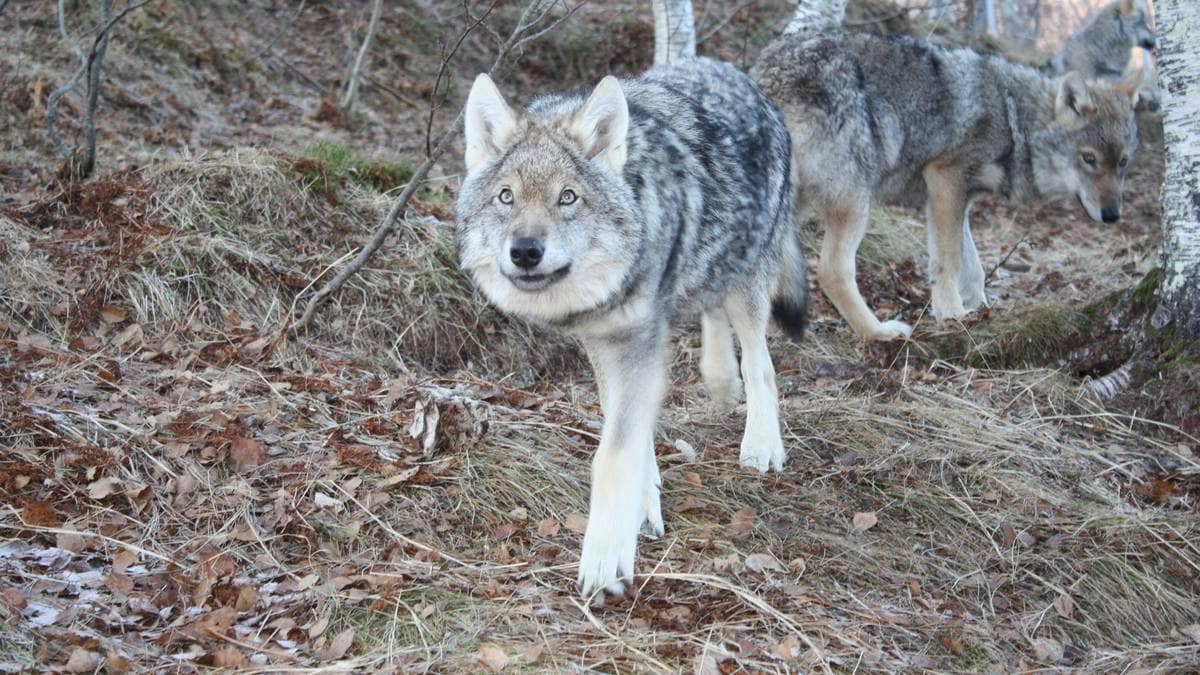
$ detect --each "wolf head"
[455,74,643,324]
[1116,0,1155,51]
[1034,71,1141,224]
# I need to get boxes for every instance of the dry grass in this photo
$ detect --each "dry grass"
[2,149,1198,672]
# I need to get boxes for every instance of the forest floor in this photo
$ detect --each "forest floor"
[1,1,1197,672]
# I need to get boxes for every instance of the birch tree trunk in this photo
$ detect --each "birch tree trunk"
[652,0,695,64]
[340,0,384,111]
[782,0,846,36]
[1152,0,1200,340]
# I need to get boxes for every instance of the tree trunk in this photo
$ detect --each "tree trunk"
[340,0,384,111]
[652,0,694,64]
[782,0,845,37]
[1152,0,1200,340]
[970,0,997,35]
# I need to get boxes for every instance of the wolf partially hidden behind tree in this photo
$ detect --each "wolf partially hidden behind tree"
[1046,0,1156,81]
[455,57,807,599]
[754,30,1143,341]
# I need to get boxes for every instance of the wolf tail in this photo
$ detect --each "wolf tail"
[771,228,809,341]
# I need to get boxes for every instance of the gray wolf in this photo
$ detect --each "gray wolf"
[753,31,1141,341]
[1046,0,1155,81]
[455,58,806,599]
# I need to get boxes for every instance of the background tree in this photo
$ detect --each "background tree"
[652,0,695,64]
[783,0,846,36]
[1152,0,1200,340]
[340,0,384,112]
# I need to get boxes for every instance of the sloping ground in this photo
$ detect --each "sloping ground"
[2,0,1197,671]
[2,151,1197,672]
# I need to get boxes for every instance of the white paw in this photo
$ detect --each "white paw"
[704,375,744,410]
[641,471,664,538]
[868,320,913,341]
[960,281,988,311]
[931,286,967,321]
[577,504,639,600]
[739,429,786,473]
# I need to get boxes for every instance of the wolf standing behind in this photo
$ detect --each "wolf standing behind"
[1046,0,1155,81]
[753,32,1141,341]
[456,58,805,598]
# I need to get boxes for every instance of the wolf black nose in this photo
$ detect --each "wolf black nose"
[510,237,544,269]
[1141,38,1156,50]
[1101,207,1120,223]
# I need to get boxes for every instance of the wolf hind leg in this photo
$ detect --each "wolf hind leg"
[924,163,971,320]
[724,284,786,473]
[816,200,912,340]
[641,457,664,538]
[700,309,742,410]
[957,208,988,310]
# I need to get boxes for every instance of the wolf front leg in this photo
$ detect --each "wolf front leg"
[924,162,970,321]
[577,329,668,601]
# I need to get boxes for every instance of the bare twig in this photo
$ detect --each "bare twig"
[47,0,88,157]
[291,0,584,334]
[340,0,384,111]
[985,232,1029,284]
[697,0,759,44]
[244,0,307,66]
[46,0,153,177]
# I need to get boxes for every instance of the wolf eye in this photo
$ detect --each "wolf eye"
[558,188,577,206]
[1082,152,1097,166]
[498,188,513,205]
[1119,155,1129,168]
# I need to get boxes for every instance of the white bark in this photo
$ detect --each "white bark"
[340,0,384,111]
[1153,0,1200,339]
[652,0,695,64]
[782,0,846,37]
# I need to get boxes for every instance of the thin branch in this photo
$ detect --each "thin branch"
[244,0,307,66]
[425,0,504,156]
[697,0,759,45]
[46,0,153,171]
[985,232,1029,285]
[80,0,114,178]
[47,0,88,157]
[291,0,586,334]
[0,0,11,18]
[340,0,384,111]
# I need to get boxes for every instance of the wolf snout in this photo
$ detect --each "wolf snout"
[1101,206,1120,223]
[510,237,545,269]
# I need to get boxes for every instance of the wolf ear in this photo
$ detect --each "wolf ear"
[1118,0,1135,16]
[568,76,629,173]
[1115,65,1144,105]
[464,74,518,172]
[1056,72,1096,124]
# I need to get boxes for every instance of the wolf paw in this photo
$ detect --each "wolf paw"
[578,524,636,602]
[704,376,744,411]
[739,433,786,473]
[640,474,664,538]
[868,320,913,341]
[960,283,988,311]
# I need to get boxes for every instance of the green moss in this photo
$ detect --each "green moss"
[948,642,993,671]
[299,141,416,199]
[1130,267,1161,312]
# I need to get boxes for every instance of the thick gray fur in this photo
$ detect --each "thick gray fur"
[456,57,805,600]
[753,30,1140,341]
